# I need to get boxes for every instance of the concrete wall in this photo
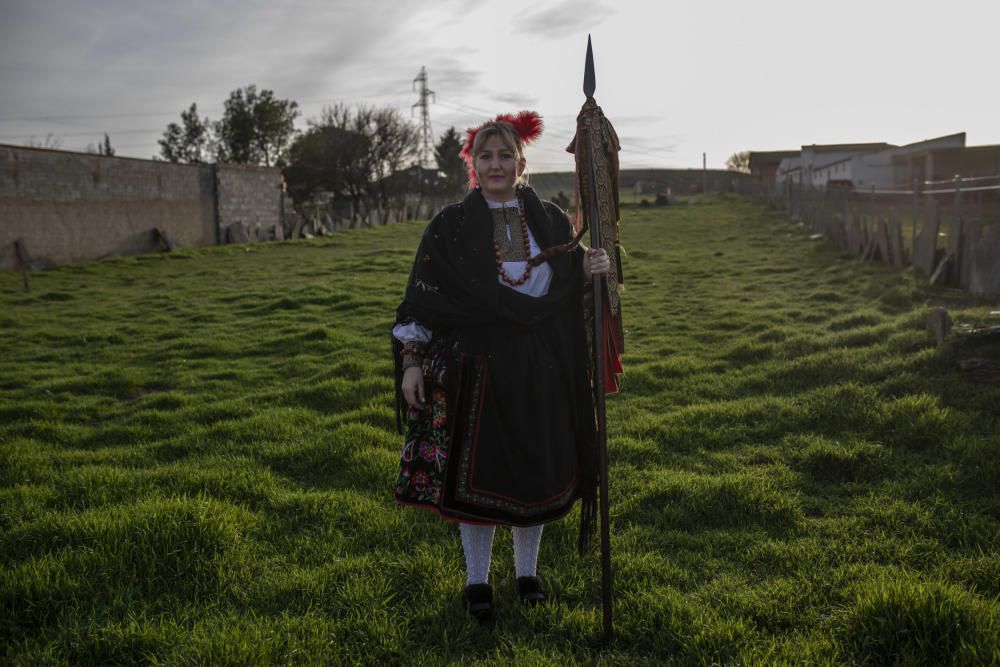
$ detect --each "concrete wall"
[215,163,283,238]
[0,144,282,270]
[530,169,755,202]
[928,146,1000,182]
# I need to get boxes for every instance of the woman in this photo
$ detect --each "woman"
[392,111,609,624]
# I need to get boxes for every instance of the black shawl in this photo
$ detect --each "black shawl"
[392,186,598,552]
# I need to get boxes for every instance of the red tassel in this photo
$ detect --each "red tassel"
[459,111,544,188]
[497,110,544,144]
[602,306,623,395]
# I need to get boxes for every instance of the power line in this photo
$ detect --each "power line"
[0,128,164,140]
[0,91,405,124]
[3,85,678,167]
[434,99,497,120]
[0,110,183,123]
[436,99,675,164]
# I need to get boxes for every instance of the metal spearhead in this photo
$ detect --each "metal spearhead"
[584,34,596,98]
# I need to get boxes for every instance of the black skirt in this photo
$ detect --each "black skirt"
[394,307,595,526]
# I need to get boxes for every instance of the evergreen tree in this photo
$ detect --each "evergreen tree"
[434,126,467,197]
[214,85,299,166]
[158,103,211,163]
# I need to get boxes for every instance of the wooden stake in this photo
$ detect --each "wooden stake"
[14,238,31,292]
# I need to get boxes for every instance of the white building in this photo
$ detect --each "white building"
[849,133,965,189]
[777,143,892,188]
[776,134,967,190]
[775,156,801,187]
[812,157,854,187]
[800,143,892,188]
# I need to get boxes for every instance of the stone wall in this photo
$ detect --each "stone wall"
[0,144,283,270]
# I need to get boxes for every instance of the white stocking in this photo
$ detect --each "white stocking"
[512,524,544,578]
[459,522,496,585]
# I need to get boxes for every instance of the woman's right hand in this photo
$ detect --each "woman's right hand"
[401,366,425,410]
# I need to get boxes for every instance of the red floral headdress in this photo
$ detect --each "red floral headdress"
[459,110,544,189]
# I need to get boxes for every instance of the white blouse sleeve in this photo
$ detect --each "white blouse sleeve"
[392,321,432,344]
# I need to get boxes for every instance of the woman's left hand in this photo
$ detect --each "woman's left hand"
[583,248,610,282]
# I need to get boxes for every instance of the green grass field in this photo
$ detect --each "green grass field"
[2,195,999,665]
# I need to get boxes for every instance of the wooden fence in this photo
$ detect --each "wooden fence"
[740,177,1000,299]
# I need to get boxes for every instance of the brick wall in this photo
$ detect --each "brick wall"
[0,144,283,270]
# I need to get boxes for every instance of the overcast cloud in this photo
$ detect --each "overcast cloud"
[2,0,999,171]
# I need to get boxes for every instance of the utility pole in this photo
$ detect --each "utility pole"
[702,152,707,194]
[412,67,435,169]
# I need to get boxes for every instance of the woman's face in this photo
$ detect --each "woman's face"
[475,135,525,202]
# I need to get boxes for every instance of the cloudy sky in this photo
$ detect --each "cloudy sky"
[2,0,998,171]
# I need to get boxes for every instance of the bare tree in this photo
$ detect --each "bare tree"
[24,134,63,150]
[369,107,421,225]
[284,113,369,223]
[284,104,419,227]
[726,151,751,173]
[317,104,376,227]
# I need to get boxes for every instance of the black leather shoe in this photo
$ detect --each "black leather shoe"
[515,576,547,606]
[462,583,494,625]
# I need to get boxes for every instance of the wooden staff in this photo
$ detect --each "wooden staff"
[581,34,614,644]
